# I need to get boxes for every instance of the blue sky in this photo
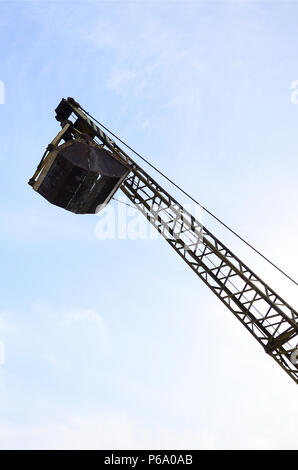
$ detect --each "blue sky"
[0,0,298,449]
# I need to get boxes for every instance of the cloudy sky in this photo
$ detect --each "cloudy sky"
[0,0,298,450]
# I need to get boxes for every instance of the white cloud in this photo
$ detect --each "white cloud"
[107,67,137,94]
[0,304,110,378]
[76,9,206,117]
[66,308,107,331]
[0,404,296,450]
[0,412,206,450]
[0,205,94,243]
[0,293,298,450]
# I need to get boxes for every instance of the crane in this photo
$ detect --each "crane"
[29,97,298,385]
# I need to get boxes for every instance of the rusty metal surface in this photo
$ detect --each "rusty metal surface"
[30,138,130,214]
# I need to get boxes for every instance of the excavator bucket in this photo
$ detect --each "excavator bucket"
[28,138,130,214]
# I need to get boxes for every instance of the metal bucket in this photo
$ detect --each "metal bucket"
[29,138,130,214]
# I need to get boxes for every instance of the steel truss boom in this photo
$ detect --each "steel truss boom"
[63,99,298,384]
